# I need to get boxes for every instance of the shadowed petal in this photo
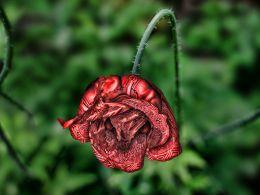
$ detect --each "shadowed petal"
[146,101,181,161]
[119,98,170,148]
[58,116,90,143]
[89,119,147,172]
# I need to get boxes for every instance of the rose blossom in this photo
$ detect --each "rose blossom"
[58,75,181,172]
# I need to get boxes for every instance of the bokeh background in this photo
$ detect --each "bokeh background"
[0,0,259,194]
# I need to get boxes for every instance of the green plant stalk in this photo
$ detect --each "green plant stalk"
[0,5,12,86]
[132,9,181,131]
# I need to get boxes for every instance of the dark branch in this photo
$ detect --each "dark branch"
[0,123,32,177]
[0,5,12,86]
[203,108,260,140]
[0,5,33,178]
[188,108,260,147]
[0,91,33,118]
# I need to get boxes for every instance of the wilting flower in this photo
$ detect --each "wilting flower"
[58,75,181,172]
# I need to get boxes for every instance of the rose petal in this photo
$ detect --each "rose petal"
[121,75,162,109]
[89,119,147,172]
[110,109,147,142]
[59,99,130,143]
[58,117,90,143]
[119,98,170,147]
[81,101,130,122]
[146,101,181,161]
[78,78,100,115]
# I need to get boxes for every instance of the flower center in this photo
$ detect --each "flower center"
[109,109,148,143]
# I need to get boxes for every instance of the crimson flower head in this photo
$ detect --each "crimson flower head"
[58,75,181,172]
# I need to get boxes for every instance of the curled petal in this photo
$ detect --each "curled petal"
[110,109,147,142]
[121,75,162,109]
[146,101,181,161]
[58,117,90,143]
[58,100,130,143]
[89,119,147,172]
[119,98,170,148]
[78,78,100,115]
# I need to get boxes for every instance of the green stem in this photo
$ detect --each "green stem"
[0,5,12,86]
[132,9,181,130]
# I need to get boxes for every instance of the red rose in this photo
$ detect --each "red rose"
[58,75,181,172]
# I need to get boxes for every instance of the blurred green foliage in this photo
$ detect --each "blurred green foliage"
[0,0,259,194]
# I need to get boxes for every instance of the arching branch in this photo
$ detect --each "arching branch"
[0,4,32,177]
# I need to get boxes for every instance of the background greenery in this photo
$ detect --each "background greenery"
[0,0,259,194]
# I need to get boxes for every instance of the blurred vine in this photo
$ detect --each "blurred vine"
[0,5,12,85]
[0,5,32,177]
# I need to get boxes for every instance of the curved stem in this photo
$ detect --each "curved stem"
[0,5,12,86]
[132,9,181,130]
